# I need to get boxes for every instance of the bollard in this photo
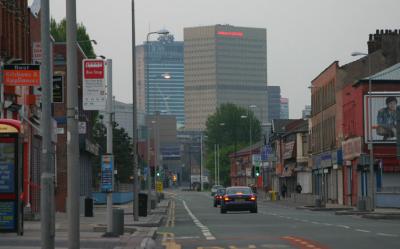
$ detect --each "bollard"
[112,209,124,235]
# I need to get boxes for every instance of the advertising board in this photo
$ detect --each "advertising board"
[364,93,400,143]
[101,155,113,193]
[3,64,40,86]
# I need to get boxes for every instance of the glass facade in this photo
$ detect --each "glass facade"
[141,35,184,128]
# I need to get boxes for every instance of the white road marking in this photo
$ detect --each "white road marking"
[337,225,350,229]
[311,221,320,225]
[355,229,371,233]
[322,223,333,226]
[377,232,398,237]
[182,200,216,240]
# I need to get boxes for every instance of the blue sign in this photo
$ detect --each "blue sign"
[261,145,272,161]
[0,163,14,193]
[101,155,113,193]
[0,201,16,230]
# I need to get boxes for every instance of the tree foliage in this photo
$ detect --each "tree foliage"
[204,103,262,185]
[50,18,96,58]
[91,114,133,186]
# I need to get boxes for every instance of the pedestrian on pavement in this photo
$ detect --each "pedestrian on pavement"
[281,183,287,199]
[296,183,302,194]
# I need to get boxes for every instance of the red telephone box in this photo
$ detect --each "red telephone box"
[0,119,23,235]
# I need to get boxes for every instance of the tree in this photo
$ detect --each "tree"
[50,18,96,58]
[204,103,261,185]
[91,114,134,186]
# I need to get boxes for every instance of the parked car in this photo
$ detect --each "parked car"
[210,185,223,196]
[220,186,257,214]
[213,188,226,207]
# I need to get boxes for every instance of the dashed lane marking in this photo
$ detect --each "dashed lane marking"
[182,200,216,240]
[376,232,399,237]
[355,229,371,233]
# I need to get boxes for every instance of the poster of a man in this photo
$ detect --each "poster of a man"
[376,96,398,140]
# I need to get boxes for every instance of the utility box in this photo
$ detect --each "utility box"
[84,197,93,217]
[112,209,124,235]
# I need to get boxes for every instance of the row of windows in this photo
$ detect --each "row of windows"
[311,116,336,153]
[311,80,336,114]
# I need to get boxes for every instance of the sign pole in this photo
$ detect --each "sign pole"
[106,59,114,234]
[66,0,80,247]
[40,0,55,247]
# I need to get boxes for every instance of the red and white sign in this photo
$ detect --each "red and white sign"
[84,60,104,79]
[82,59,106,110]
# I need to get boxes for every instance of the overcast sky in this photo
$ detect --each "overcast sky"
[31,0,400,118]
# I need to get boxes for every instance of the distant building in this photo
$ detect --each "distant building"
[184,24,268,131]
[267,86,281,122]
[280,98,289,119]
[136,34,184,128]
[302,105,311,119]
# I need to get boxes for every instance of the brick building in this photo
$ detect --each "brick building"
[342,63,400,208]
[310,30,400,205]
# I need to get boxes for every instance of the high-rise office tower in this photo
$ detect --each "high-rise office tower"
[267,86,281,122]
[136,34,184,128]
[280,97,289,119]
[184,24,268,131]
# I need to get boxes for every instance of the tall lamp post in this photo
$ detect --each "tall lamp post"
[352,51,375,211]
[145,30,169,202]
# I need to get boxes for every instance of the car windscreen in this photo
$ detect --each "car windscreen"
[226,188,252,195]
[216,189,226,194]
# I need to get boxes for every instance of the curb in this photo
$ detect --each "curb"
[362,213,400,220]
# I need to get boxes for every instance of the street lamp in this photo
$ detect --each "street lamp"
[146,29,170,114]
[145,29,169,207]
[352,51,375,211]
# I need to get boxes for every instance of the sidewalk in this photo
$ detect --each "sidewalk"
[257,191,400,219]
[0,198,170,249]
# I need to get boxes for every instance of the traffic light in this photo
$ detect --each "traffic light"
[156,171,160,177]
[255,166,260,177]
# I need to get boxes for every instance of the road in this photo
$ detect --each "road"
[157,189,400,249]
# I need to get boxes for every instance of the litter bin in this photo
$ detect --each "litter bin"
[139,193,148,217]
[84,197,93,217]
[112,209,124,235]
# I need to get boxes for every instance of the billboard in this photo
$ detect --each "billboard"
[82,59,106,110]
[364,93,400,143]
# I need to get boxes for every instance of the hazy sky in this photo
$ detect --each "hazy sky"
[32,0,400,118]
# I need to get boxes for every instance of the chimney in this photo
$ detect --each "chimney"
[367,29,400,54]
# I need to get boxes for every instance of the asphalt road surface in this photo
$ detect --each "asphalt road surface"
[156,189,400,249]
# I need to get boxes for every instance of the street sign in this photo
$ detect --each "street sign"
[3,64,40,86]
[82,59,106,110]
[101,155,113,192]
[32,42,42,64]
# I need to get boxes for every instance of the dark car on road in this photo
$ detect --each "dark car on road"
[213,188,226,207]
[220,186,257,214]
